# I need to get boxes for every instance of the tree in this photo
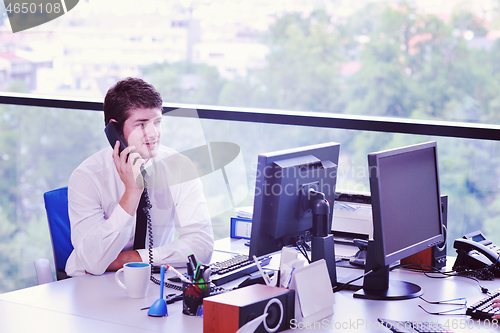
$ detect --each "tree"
[254,9,345,113]
[141,61,226,106]
[0,80,106,291]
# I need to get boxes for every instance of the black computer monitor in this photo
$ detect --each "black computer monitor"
[354,141,445,300]
[249,142,340,258]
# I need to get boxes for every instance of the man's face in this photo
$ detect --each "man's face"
[122,107,162,160]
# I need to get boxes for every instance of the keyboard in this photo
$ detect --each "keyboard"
[335,254,355,261]
[210,254,272,286]
[466,290,500,319]
[378,318,453,333]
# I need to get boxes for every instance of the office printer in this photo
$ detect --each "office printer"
[332,191,373,243]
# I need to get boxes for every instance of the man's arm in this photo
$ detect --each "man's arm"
[106,250,142,271]
[67,144,147,276]
[68,170,137,276]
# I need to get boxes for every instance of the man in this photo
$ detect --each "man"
[65,77,214,276]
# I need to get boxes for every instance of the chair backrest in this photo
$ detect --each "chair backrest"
[43,186,73,280]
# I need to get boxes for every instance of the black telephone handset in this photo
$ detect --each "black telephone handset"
[105,122,127,155]
[453,231,500,277]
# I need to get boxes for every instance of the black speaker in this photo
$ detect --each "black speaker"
[401,195,448,269]
[432,195,448,269]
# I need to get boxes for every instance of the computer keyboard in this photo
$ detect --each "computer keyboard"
[210,254,272,286]
[335,254,355,261]
[466,290,500,319]
[378,318,453,333]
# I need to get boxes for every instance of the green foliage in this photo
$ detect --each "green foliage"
[255,9,344,112]
[0,101,105,292]
[144,3,500,247]
[141,61,226,105]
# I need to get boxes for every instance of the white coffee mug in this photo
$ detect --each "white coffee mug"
[115,262,151,298]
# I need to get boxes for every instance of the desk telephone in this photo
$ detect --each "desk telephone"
[453,230,500,277]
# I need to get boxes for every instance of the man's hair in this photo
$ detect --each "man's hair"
[103,77,163,134]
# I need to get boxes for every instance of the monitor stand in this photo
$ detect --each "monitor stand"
[353,240,423,300]
[311,234,337,286]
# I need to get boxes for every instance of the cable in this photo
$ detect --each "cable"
[142,175,230,296]
[394,263,490,294]
[332,267,379,293]
[142,176,183,291]
[295,239,311,264]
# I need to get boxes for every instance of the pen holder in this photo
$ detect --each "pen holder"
[182,280,210,316]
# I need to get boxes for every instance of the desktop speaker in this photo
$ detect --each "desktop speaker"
[401,195,448,270]
[203,284,295,333]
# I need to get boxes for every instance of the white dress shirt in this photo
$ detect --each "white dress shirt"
[66,146,214,277]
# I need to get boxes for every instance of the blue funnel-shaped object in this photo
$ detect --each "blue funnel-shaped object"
[148,265,168,317]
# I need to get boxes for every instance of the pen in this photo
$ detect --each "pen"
[186,262,194,282]
[194,264,208,294]
[188,254,198,274]
[253,255,271,286]
[194,263,202,281]
[166,265,192,284]
[286,267,295,288]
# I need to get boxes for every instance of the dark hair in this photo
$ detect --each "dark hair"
[103,77,163,134]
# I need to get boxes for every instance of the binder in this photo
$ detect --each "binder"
[230,217,252,239]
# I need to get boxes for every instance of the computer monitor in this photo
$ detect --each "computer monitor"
[354,141,445,300]
[249,142,340,258]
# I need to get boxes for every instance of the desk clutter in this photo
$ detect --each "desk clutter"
[203,248,335,333]
[143,246,337,333]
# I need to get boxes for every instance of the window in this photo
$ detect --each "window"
[1,0,499,292]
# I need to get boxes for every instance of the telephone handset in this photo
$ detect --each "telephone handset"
[105,122,127,155]
[453,230,500,277]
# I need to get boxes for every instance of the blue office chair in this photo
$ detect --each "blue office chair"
[43,186,73,281]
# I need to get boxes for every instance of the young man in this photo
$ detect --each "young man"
[65,77,214,276]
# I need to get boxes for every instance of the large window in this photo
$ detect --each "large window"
[1,0,500,292]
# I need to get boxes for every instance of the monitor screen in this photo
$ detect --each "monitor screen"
[354,141,445,300]
[249,142,340,258]
[371,142,443,265]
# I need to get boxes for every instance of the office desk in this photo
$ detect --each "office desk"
[1,241,500,332]
[0,272,201,333]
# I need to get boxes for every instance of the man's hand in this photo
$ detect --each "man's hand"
[493,299,500,319]
[106,250,143,271]
[112,140,145,216]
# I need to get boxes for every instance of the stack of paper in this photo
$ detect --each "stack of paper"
[234,206,253,220]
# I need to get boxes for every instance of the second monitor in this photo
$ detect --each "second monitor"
[354,141,445,300]
[249,142,340,259]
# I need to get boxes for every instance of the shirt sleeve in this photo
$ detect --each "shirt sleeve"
[67,168,136,276]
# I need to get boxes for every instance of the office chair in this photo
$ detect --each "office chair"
[42,186,73,281]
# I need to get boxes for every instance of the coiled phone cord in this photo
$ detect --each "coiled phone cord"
[142,175,227,294]
[142,176,183,291]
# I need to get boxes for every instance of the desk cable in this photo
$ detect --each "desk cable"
[418,295,468,316]
[332,266,380,293]
[139,176,183,292]
[393,263,490,294]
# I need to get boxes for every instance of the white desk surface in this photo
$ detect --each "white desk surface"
[1,239,500,332]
